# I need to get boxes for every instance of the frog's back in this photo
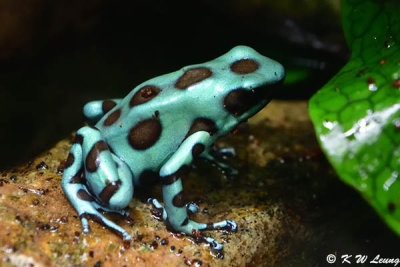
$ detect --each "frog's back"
[94,45,285,184]
[94,59,222,181]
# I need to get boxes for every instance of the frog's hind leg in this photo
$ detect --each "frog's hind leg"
[83,99,122,123]
[156,131,237,251]
[61,126,133,241]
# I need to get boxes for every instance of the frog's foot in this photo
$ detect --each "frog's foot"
[158,131,238,250]
[186,202,200,214]
[148,198,235,250]
[66,183,132,241]
[92,201,130,217]
[212,160,239,176]
[201,150,238,176]
[201,145,238,175]
[148,198,168,221]
[61,126,134,241]
[148,198,199,218]
[172,218,237,250]
[213,146,236,158]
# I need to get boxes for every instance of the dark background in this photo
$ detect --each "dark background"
[0,0,346,169]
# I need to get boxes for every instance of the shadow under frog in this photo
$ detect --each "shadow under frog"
[61,45,285,250]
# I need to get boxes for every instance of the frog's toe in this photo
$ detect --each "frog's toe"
[204,237,223,250]
[81,212,132,241]
[202,150,238,176]
[81,217,90,233]
[217,147,236,158]
[227,220,237,232]
[173,218,236,251]
[109,208,130,217]
[226,167,239,176]
[203,219,237,232]
[186,202,200,214]
[213,220,237,232]
[120,209,130,217]
[148,198,168,221]
[121,231,132,241]
[149,199,200,220]
[92,202,130,217]
[79,210,131,240]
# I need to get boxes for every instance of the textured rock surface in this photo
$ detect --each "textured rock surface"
[0,101,338,266]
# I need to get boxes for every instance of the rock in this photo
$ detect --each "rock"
[0,101,326,266]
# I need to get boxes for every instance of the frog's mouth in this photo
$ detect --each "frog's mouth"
[223,80,283,118]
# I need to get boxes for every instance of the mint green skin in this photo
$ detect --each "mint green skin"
[61,46,285,250]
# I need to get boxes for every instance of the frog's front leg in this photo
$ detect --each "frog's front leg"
[61,126,133,241]
[83,99,122,123]
[158,131,237,250]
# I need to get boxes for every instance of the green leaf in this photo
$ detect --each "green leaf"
[309,0,400,234]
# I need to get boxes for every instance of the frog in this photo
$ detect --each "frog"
[61,45,285,250]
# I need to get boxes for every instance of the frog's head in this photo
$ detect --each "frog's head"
[219,45,285,123]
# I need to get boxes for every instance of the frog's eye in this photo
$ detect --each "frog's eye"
[175,67,212,89]
[223,88,258,116]
[230,59,259,74]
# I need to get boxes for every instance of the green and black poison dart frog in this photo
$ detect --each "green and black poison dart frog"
[61,45,285,250]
